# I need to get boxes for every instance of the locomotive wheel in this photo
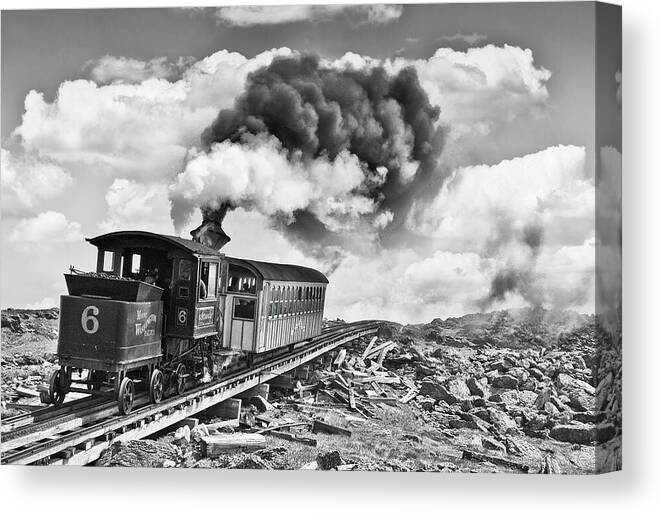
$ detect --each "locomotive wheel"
[118,377,134,415]
[174,363,187,396]
[48,368,67,406]
[149,369,164,404]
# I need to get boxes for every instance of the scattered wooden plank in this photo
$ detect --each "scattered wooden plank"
[372,376,401,385]
[295,382,320,393]
[399,387,419,404]
[206,418,240,430]
[201,434,267,457]
[355,375,401,385]
[461,449,530,472]
[332,378,351,394]
[348,388,357,410]
[371,381,386,395]
[376,345,393,366]
[333,349,347,367]
[257,421,309,434]
[312,419,352,437]
[15,386,40,398]
[361,336,378,360]
[363,341,395,361]
[365,396,398,405]
[268,431,317,446]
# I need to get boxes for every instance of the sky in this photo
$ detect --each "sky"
[0,3,621,323]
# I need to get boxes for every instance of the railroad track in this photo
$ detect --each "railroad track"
[1,320,380,465]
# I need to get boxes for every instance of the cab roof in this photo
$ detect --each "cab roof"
[87,231,221,257]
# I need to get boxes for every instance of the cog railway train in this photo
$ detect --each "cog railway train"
[48,227,328,414]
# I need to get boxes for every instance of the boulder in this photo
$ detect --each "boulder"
[316,450,344,470]
[419,378,469,405]
[508,367,530,384]
[417,396,436,412]
[490,359,513,373]
[487,408,519,434]
[505,436,543,463]
[97,440,180,468]
[473,397,487,407]
[534,388,553,410]
[460,399,473,412]
[544,402,560,415]
[498,390,520,406]
[444,378,472,402]
[528,367,545,381]
[554,373,595,412]
[482,436,506,453]
[173,425,191,446]
[466,376,488,398]
[459,412,490,432]
[549,422,616,444]
[491,374,519,390]
[518,390,538,407]
[519,378,538,391]
[232,455,273,470]
[472,408,491,423]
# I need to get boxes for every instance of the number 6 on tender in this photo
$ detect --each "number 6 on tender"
[81,305,99,334]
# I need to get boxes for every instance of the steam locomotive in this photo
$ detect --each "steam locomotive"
[47,221,328,414]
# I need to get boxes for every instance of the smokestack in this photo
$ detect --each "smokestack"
[190,205,232,251]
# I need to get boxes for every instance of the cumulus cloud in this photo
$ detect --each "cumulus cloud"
[409,145,592,250]
[214,4,402,27]
[406,145,595,312]
[85,55,195,84]
[12,48,294,181]
[9,211,83,243]
[99,179,174,234]
[1,148,72,216]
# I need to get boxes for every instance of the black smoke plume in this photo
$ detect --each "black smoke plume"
[198,53,445,250]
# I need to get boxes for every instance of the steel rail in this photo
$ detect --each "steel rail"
[1,320,380,465]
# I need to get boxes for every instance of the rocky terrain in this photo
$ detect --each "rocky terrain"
[1,309,60,416]
[0,307,621,473]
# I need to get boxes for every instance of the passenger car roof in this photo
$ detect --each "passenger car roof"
[87,231,221,257]
[228,257,329,284]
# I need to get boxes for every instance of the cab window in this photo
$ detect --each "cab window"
[102,251,114,272]
[131,254,142,274]
[200,262,218,299]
